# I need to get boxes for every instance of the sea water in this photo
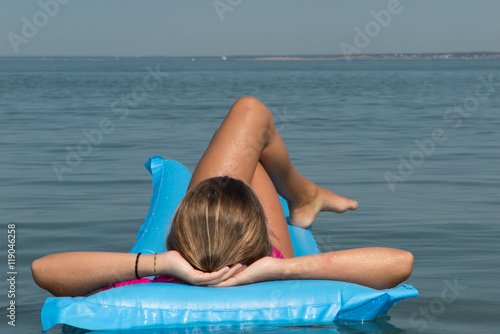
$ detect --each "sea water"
[0,59,499,333]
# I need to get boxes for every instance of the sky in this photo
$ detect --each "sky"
[1,0,499,57]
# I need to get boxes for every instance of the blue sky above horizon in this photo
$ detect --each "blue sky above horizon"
[1,0,499,57]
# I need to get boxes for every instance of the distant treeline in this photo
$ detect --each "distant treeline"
[1,52,499,62]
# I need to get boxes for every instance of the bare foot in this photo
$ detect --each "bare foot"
[289,185,358,229]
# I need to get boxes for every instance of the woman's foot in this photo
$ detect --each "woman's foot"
[288,184,358,229]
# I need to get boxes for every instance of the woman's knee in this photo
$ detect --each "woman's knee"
[233,96,263,110]
[230,97,275,141]
[231,96,274,126]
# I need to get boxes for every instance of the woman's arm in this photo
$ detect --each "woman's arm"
[32,251,242,297]
[213,247,414,290]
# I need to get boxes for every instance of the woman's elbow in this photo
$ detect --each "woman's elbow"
[405,250,414,275]
[373,249,413,290]
[31,257,57,294]
[31,258,46,288]
[392,250,414,286]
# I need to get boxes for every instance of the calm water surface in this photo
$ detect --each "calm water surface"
[0,60,499,333]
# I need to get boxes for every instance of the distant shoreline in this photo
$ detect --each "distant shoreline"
[1,52,499,62]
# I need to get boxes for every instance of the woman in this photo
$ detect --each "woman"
[32,97,413,297]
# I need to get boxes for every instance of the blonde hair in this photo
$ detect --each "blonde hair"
[166,176,272,272]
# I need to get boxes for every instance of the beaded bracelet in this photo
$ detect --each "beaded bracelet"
[134,252,142,280]
[153,253,158,278]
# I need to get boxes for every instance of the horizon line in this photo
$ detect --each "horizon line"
[1,51,500,59]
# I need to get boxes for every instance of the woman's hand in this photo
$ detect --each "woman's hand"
[160,251,243,286]
[210,257,282,287]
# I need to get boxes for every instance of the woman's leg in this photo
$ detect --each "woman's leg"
[189,96,357,229]
[188,96,274,188]
[250,162,295,258]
